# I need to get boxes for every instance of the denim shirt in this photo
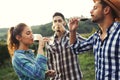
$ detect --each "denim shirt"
[12,49,47,80]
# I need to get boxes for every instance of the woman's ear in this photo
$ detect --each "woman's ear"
[16,35,21,41]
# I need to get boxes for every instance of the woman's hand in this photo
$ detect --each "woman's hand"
[39,37,51,48]
[38,37,50,55]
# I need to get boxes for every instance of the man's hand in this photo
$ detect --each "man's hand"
[45,70,56,77]
[68,17,79,32]
[68,17,79,44]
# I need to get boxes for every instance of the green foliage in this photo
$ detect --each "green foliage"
[0,28,8,33]
[0,19,98,39]
[79,51,95,80]
[78,30,95,80]
[0,42,10,66]
[32,22,54,37]
[0,28,8,40]
[77,19,98,34]
[0,65,18,80]
[80,27,97,38]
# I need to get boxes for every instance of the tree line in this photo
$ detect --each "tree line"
[0,18,98,40]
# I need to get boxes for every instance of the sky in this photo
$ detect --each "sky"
[0,0,94,28]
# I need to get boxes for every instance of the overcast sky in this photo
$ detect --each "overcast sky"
[0,0,94,28]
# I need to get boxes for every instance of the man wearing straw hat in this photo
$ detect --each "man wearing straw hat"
[69,0,120,80]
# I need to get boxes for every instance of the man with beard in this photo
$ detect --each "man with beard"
[69,0,120,80]
[46,12,85,80]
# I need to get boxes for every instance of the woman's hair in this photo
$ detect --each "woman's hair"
[7,23,27,57]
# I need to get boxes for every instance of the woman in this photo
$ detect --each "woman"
[7,23,55,80]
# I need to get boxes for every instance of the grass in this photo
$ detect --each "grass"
[79,51,95,80]
[0,65,18,80]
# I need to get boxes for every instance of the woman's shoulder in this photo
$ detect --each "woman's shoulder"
[13,49,32,59]
[14,49,33,54]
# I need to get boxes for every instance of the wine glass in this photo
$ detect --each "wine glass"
[32,34,42,53]
[33,34,42,41]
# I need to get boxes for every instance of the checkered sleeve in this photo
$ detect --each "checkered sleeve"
[71,34,94,54]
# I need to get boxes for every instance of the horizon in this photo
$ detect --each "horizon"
[0,0,94,28]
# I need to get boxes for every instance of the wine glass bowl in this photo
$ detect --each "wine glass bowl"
[33,34,42,41]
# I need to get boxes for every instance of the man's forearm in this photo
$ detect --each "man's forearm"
[70,31,76,45]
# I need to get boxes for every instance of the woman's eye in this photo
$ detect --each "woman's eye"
[26,31,31,35]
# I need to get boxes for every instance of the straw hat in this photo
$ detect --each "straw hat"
[93,0,120,19]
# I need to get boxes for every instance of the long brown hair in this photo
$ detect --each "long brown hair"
[7,23,27,57]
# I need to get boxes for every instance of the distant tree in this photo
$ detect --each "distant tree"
[32,22,54,37]
[77,19,98,33]
[0,41,10,66]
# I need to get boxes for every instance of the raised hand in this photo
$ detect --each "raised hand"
[39,37,51,48]
[68,17,79,32]
[37,36,50,55]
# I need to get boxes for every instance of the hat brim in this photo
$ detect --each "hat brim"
[93,0,99,3]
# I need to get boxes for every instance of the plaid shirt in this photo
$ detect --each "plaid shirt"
[46,30,85,80]
[71,22,120,80]
[12,49,47,80]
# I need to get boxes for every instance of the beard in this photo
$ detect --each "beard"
[91,18,98,23]
[91,15,104,23]
[91,11,104,23]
